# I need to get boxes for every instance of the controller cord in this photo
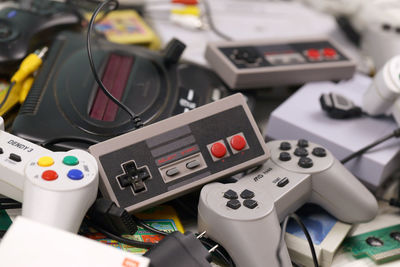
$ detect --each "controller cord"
[277,213,319,267]
[0,82,15,111]
[341,128,400,164]
[87,0,143,130]
[201,0,233,41]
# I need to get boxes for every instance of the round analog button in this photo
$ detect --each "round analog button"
[323,48,337,58]
[63,156,79,166]
[279,152,291,161]
[294,148,308,157]
[312,147,327,157]
[67,169,84,180]
[42,170,58,181]
[211,142,227,158]
[306,49,320,60]
[297,139,309,148]
[298,157,313,168]
[38,156,54,167]
[279,142,291,151]
[230,135,246,151]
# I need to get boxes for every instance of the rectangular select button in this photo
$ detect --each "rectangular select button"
[186,160,200,169]
[159,153,207,183]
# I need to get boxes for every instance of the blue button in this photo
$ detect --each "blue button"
[67,169,84,180]
[7,10,17,18]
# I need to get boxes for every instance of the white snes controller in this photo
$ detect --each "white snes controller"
[198,139,378,267]
[0,127,98,233]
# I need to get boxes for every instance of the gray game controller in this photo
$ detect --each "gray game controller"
[198,139,378,267]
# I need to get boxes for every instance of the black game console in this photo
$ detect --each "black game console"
[11,32,229,150]
[0,0,81,74]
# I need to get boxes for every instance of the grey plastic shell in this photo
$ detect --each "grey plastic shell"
[205,36,356,89]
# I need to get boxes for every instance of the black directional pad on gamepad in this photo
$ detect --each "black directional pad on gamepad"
[243,199,258,209]
[227,199,241,209]
[225,189,258,210]
[224,189,238,199]
[240,189,255,199]
[117,161,151,193]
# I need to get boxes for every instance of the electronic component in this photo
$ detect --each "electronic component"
[144,231,213,267]
[205,36,356,89]
[363,55,400,125]
[320,92,362,119]
[343,224,400,264]
[11,31,229,150]
[87,198,138,235]
[0,126,98,233]
[89,93,269,213]
[265,75,400,188]
[0,0,81,74]
[89,9,161,49]
[0,47,48,116]
[198,139,378,267]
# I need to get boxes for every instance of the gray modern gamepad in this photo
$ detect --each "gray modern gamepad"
[198,139,378,267]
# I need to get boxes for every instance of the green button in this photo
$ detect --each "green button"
[63,156,79,166]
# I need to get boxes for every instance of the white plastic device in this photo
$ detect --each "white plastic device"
[198,139,378,267]
[0,124,99,233]
[362,55,400,124]
[0,216,150,267]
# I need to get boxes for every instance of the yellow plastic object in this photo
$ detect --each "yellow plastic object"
[11,53,42,84]
[38,156,55,167]
[19,77,34,103]
[171,5,200,16]
[0,78,35,116]
[0,82,19,116]
[87,10,161,50]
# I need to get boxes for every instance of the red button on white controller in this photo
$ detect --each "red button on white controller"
[323,48,337,58]
[211,142,227,158]
[230,135,246,151]
[42,170,58,181]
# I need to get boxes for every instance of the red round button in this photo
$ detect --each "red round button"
[230,135,246,151]
[42,170,58,181]
[323,48,337,58]
[306,49,320,59]
[211,142,227,158]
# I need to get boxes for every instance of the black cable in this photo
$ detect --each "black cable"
[201,0,233,41]
[86,0,143,129]
[0,82,16,111]
[39,136,99,149]
[131,215,169,236]
[377,196,400,208]
[198,236,235,267]
[0,198,20,203]
[0,198,22,210]
[277,215,290,267]
[0,203,22,210]
[291,214,319,267]
[86,220,156,249]
[277,214,319,267]
[0,230,6,238]
[341,128,400,164]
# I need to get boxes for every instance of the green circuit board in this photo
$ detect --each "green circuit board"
[343,224,400,264]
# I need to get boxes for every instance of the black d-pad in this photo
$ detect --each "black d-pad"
[117,161,151,193]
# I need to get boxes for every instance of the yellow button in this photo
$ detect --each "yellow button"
[38,156,54,167]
